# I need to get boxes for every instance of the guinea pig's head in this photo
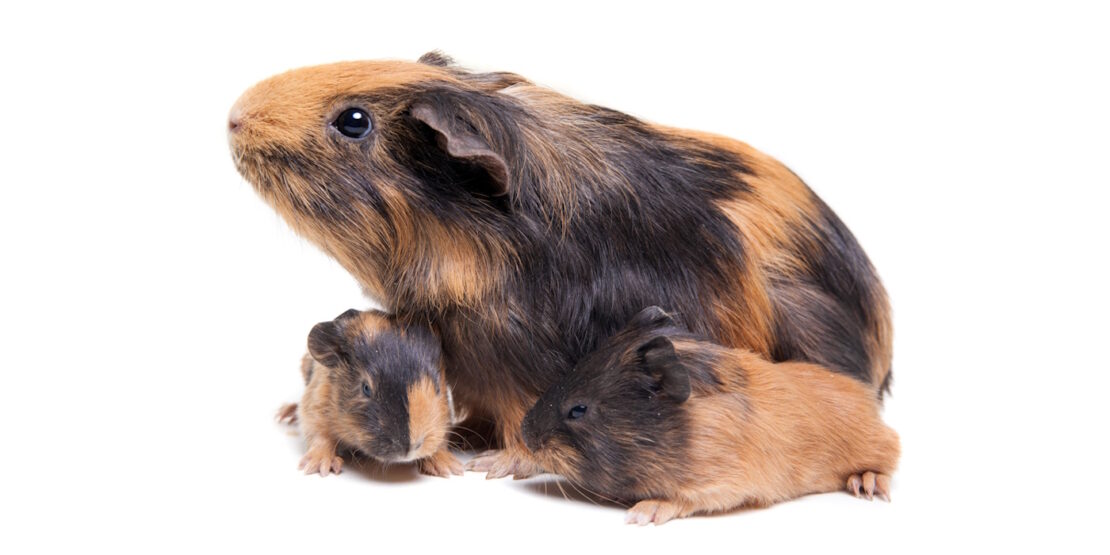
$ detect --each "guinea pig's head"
[308,309,452,463]
[521,306,695,499]
[228,52,531,308]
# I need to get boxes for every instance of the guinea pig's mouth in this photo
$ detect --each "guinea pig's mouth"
[228,145,266,188]
[391,452,423,463]
[360,450,421,466]
[230,149,297,199]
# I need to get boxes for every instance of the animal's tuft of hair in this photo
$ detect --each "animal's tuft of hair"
[417,50,455,67]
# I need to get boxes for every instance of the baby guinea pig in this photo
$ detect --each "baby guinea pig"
[279,308,462,477]
[521,306,900,525]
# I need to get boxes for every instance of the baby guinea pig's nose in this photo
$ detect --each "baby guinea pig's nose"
[521,415,542,453]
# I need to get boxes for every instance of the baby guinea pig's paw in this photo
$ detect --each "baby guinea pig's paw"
[625,499,689,526]
[846,471,892,502]
[417,448,464,478]
[299,444,344,477]
[275,403,299,425]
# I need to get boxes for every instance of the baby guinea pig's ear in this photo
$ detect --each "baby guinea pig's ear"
[307,321,347,369]
[408,95,510,197]
[333,308,362,321]
[636,336,692,403]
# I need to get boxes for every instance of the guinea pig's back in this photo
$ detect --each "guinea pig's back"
[688,348,898,503]
[660,124,893,395]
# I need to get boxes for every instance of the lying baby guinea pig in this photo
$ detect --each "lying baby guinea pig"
[278,308,462,477]
[521,306,900,525]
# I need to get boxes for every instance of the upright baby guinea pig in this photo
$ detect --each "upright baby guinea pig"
[279,308,462,477]
[521,306,901,525]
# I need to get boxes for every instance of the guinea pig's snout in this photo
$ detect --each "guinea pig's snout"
[227,105,244,134]
[370,436,409,462]
[521,413,546,453]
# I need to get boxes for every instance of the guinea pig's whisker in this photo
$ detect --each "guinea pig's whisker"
[444,430,473,450]
[554,478,570,502]
[450,423,482,436]
[563,475,626,508]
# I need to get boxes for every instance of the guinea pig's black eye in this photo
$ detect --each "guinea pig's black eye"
[361,382,372,397]
[334,108,372,139]
[567,405,588,420]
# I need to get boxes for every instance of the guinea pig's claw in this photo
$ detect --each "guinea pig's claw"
[299,450,344,477]
[626,500,684,526]
[418,449,464,478]
[275,403,299,425]
[846,471,891,502]
[465,449,543,480]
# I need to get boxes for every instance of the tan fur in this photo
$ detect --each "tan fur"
[639,345,899,521]
[297,357,345,474]
[230,61,460,150]
[406,375,450,460]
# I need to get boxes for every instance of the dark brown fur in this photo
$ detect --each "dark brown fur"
[230,54,892,475]
[522,307,900,524]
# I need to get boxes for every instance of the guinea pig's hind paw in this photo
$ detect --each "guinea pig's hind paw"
[626,500,684,526]
[418,450,464,478]
[275,403,299,425]
[847,471,891,502]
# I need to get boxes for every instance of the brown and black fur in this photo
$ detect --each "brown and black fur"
[282,308,461,478]
[230,52,892,476]
[522,307,900,524]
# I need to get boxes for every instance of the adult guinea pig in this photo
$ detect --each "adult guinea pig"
[521,306,901,525]
[230,52,892,478]
[277,308,462,477]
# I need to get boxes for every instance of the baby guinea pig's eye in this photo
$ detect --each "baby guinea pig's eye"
[361,382,372,397]
[567,405,588,420]
[333,108,372,139]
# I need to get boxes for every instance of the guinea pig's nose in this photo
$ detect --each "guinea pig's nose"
[521,418,541,453]
[227,96,250,134]
[227,109,242,133]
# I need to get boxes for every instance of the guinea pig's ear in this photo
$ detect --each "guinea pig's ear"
[628,306,676,330]
[307,321,347,368]
[408,99,510,197]
[637,336,692,403]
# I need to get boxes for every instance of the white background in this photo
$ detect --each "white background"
[2,1,1107,553]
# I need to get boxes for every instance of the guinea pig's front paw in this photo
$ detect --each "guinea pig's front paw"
[464,448,544,480]
[275,403,299,425]
[626,499,687,526]
[847,471,891,502]
[298,446,344,477]
[417,448,464,478]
